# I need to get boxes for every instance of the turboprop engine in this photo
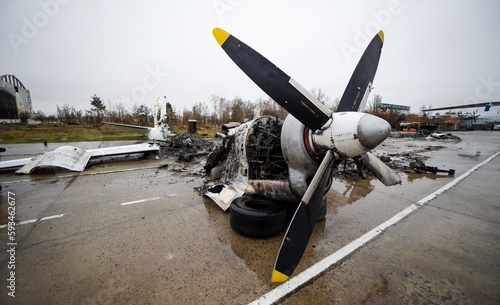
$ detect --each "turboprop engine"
[281,112,391,199]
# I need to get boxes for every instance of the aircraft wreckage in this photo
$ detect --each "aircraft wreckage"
[0,143,160,173]
[0,27,408,283]
[0,97,177,174]
[199,27,402,283]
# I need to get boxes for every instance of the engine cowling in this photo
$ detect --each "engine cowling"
[280,115,321,199]
[281,112,391,198]
[312,112,391,158]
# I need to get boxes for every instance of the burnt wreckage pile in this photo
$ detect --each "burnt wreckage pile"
[157,133,214,162]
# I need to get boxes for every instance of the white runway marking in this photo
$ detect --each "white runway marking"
[120,194,177,206]
[0,214,65,229]
[249,151,500,305]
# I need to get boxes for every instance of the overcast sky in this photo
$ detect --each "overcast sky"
[1,0,499,116]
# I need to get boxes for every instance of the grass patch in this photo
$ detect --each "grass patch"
[0,124,145,143]
[0,123,222,143]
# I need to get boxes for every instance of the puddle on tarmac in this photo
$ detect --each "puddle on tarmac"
[328,169,455,209]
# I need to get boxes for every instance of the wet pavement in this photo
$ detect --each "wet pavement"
[0,131,499,304]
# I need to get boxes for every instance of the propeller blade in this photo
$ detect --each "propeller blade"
[337,31,384,112]
[212,27,332,131]
[272,150,335,282]
[361,151,401,186]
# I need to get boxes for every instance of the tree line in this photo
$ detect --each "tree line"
[31,90,414,129]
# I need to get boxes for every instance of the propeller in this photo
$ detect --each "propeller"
[272,150,334,282]
[213,28,332,132]
[333,30,401,187]
[361,152,401,186]
[212,27,400,282]
[337,31,384,112]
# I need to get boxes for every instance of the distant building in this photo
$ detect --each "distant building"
[0,74,33,123]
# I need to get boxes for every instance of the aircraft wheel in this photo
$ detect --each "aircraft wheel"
[230,196,287,238]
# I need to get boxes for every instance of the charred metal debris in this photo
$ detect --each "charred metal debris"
[161,128,461,185]
[155,133,215,162]
[203,117,288,182]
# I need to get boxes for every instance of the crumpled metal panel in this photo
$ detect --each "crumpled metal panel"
[16,146,91,174]
[203,182,246,211]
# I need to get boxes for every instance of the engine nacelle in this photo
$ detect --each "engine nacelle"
[312,112,391,157]
[281,112,391,198]
[280,115,321,199]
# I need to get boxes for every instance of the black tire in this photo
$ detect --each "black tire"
[230,196,287,238]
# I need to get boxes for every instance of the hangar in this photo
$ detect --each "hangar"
[0,74,33,123]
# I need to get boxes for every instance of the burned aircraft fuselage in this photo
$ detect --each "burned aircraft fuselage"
[206,110,396,204]
[207,115,323,203]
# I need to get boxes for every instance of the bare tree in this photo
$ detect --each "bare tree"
[33,110,46,123]
[182,107,193,125]
[116,102,127,123]
[420,104,432,123]
[219,96,230,123]
[56,104,73,124]
[331,97,340,112]
[366,94,383,115]
[47,114,57,123]
[311,88,332,109]
[209,94,220,126]
[194,101,209,125]
[420,104,433,115]
[19,110,30,124]
[258,97,288,119]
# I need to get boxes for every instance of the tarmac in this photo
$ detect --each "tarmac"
[0,131,499,304]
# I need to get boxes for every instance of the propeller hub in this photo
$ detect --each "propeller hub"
[357,115,391,150]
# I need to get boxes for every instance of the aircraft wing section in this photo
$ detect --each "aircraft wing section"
[1,143,159,173]
[423,101,500,112]
[0,157,34,170]
[103,122,151,135]
[86,143,159,157]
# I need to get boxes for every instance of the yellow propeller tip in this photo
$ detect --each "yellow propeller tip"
[377,30,384,43]
[271,270,289,283]
[213,27,230,46]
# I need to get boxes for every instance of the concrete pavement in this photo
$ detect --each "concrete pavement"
[0,131,499,304]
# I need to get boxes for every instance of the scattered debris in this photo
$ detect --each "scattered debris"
[156,133,214,163]
[391,131,461,142]
[409,159,455,175]
[428,132,449,139]
[16,146,91,174]
[195,181,244,211]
